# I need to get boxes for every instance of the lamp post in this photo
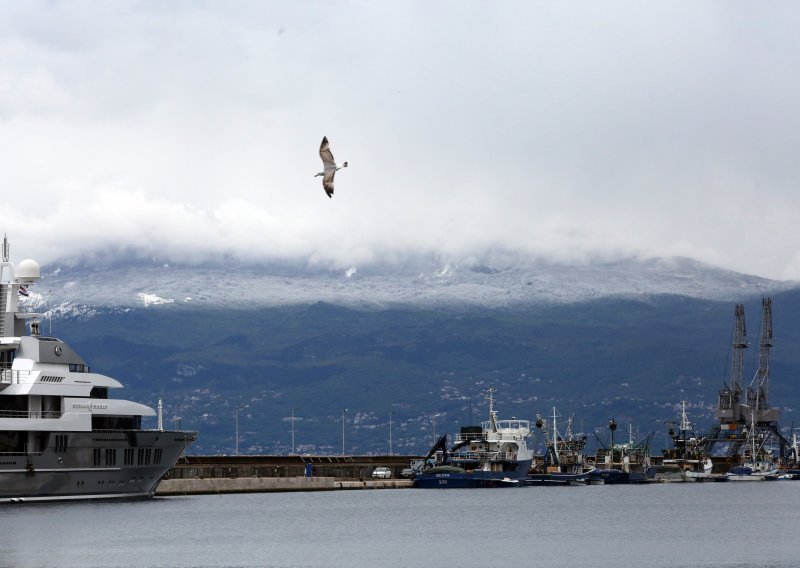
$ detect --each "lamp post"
[608,418,617,465]
[341,408,348,455]
[235,405,245,456]
[291,408,296,454]
[389,411,393,456]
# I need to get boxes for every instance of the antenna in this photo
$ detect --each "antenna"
[2,234,8,263]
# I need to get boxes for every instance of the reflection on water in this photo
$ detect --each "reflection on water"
[0,482,797,568]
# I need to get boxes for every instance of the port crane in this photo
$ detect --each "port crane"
[704,298,789,462]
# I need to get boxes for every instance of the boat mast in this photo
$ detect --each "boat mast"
[551,407,559,464]
[679,401,691,433]
[485,386,498,432]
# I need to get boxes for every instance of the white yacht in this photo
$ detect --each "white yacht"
[0,237,196,501]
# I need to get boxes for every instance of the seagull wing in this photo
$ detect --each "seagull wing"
[319,136,336,168]
[322,170,335,198]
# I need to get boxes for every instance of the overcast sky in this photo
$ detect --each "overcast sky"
[1,2,799,279]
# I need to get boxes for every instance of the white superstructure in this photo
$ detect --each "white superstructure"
[0,236,196,501]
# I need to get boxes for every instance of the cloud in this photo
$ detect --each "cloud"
[2,2,800,279]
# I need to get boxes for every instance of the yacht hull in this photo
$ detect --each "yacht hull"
[0,430,195,502]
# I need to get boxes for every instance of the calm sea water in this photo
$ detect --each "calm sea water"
[0,482,797,568]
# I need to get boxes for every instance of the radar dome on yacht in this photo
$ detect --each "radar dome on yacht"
[15,259,41,283]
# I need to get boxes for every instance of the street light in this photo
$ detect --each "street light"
[290,408,297,454]
[342,408,348,455]
[389,411,393,456]
[235,405,245,455]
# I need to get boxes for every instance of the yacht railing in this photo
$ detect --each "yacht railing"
[448,450,518,462]
[0,368,33,385]
[456,432,489,443]
[455,431,528,442]
[0,410,63,419]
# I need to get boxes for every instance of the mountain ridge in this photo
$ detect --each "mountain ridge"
[21,254,799,316]
[13,254,800,455]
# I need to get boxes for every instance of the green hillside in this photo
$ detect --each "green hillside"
[50,291,800,456]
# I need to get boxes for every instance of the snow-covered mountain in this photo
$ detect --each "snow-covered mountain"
[20,253,798,315]
[13,252,800,455]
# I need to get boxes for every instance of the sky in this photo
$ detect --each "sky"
[1,1,800,279]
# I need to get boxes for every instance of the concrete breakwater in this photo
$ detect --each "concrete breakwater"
[156,454,418,495]
[156,477,413,495]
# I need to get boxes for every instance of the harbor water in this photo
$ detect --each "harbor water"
[1,482,797,568]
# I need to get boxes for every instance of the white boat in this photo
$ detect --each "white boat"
[0,237,197,501]
[681,458,715,481]
[726,462,778,481]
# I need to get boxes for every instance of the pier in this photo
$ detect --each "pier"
[156,454,418,495]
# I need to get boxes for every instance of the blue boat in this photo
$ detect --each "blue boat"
[414,388,533,489]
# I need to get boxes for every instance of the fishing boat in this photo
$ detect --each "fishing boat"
[657,401,719,482]
[726,413,779,482]
[0,236,197,501]
[778,431,800,479]
[414,388,533,488]
[526,408,593,486]
[589,419,656,485]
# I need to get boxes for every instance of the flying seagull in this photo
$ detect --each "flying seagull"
[315,136,348,198]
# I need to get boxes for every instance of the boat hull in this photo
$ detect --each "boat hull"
[414,459,532,489]
[725,465,779,482]
[726,474,778,481]
[0,430,195,502]
[726,472,778,481]
[525,470,592,486]
[589,467,656,485]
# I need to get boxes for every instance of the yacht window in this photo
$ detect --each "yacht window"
[0,396,26,416]
[90,387,108,399]
[0,431,24,453]
[53,434,68,453]
[0,350,14,369]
